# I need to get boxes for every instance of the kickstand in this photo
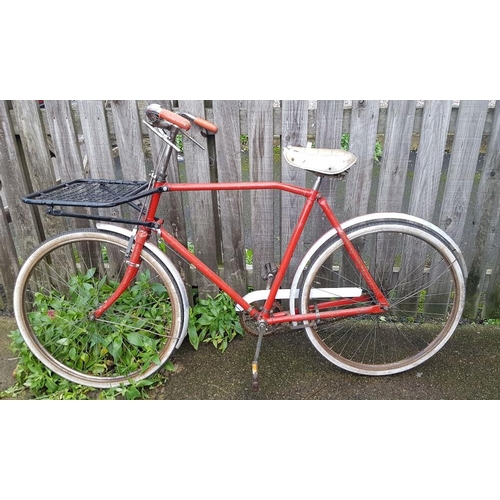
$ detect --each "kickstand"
[251,321,267,392]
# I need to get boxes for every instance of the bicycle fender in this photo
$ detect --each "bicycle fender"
[289,212,467,325]
[96,223,190,349]
[344,213,467,276]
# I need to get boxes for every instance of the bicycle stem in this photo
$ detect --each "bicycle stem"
[155,125,180,182]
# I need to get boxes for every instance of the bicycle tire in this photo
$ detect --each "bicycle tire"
[298,221,465,375]
[14,229,184,388]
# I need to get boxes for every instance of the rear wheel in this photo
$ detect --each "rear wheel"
[14,229,183,388]
[299,222,465,375]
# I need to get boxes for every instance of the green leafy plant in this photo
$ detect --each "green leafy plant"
[27,268,172,378]
[485,318,500,325]
[341,133,350,151]
[3,327,169,400]
[188,292,243,352]
[176,133,184,152]
[245,248,253,266]
[374,140,383,162]
[240,134,249,152]
[9,338,167,400]
[2,269,243,399]
[2,268,176,400]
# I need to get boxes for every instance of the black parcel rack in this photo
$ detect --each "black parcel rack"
[23,179,165,228]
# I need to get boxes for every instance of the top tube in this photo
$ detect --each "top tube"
[165,181,314,197]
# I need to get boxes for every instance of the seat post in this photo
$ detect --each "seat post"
[312,174,324,192]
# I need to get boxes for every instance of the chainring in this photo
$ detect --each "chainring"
[239,300,285,336]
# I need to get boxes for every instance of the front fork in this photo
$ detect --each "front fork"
[91,228,150,319]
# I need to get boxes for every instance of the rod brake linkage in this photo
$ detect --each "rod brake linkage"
[142,120,205,151]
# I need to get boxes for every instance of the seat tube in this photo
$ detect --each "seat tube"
[263,177,323,314]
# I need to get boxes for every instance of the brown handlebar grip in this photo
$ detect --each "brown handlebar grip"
[158,109,191,131]
[193,117,218,133]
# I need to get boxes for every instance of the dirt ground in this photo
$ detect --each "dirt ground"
[1,313,500,399]
[0,316,18,392]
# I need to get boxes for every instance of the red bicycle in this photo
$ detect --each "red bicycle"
[13,104,466,389]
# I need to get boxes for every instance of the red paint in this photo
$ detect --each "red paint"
[266,304,386,326]
[166,181,311,197]
[93,229,149,318]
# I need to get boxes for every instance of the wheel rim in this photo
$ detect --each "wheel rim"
[15,231,181,388]
[300,224,464,375]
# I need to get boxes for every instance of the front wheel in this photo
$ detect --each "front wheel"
[14,229,184,388]
[299,222,465,375]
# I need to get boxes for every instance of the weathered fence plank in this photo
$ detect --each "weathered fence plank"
[77,100,123,221]
[0,101,42,261]
[44,100,86,181]
[43,100,91,231]
[376,100,416,212]
[77,100,115,178]
[280,100,309,284]
[12,100,69,240]
[372,101,418,294]
[0,198,18,310]
[212,100,246,296]
[343,100,380,219]
[247,100,276,289]
[407,100,452,222]
[110,100,147,180]
[485,226,500,319]
[310,100,344,242]
[473,104,500,318]
[427,101,488,316]
[178,99,218,297]
[438,100,489,244]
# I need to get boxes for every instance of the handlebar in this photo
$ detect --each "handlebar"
[146,104,218,134]
[159,108,191,130]
[193,116,218,134]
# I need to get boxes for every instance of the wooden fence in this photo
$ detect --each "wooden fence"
[1,100,499,318]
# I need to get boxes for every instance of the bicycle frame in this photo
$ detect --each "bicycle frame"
[111,177,390,326]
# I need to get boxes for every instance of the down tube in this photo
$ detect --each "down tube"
[158,227,257,315]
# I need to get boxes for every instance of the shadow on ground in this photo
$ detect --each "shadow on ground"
[1,314,499,400]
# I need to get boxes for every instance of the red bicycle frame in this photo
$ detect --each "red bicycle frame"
[129,178,390,324]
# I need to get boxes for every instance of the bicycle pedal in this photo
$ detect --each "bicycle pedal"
[261,263,278,281]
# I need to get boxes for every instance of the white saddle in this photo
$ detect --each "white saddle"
[284,145,357,176]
